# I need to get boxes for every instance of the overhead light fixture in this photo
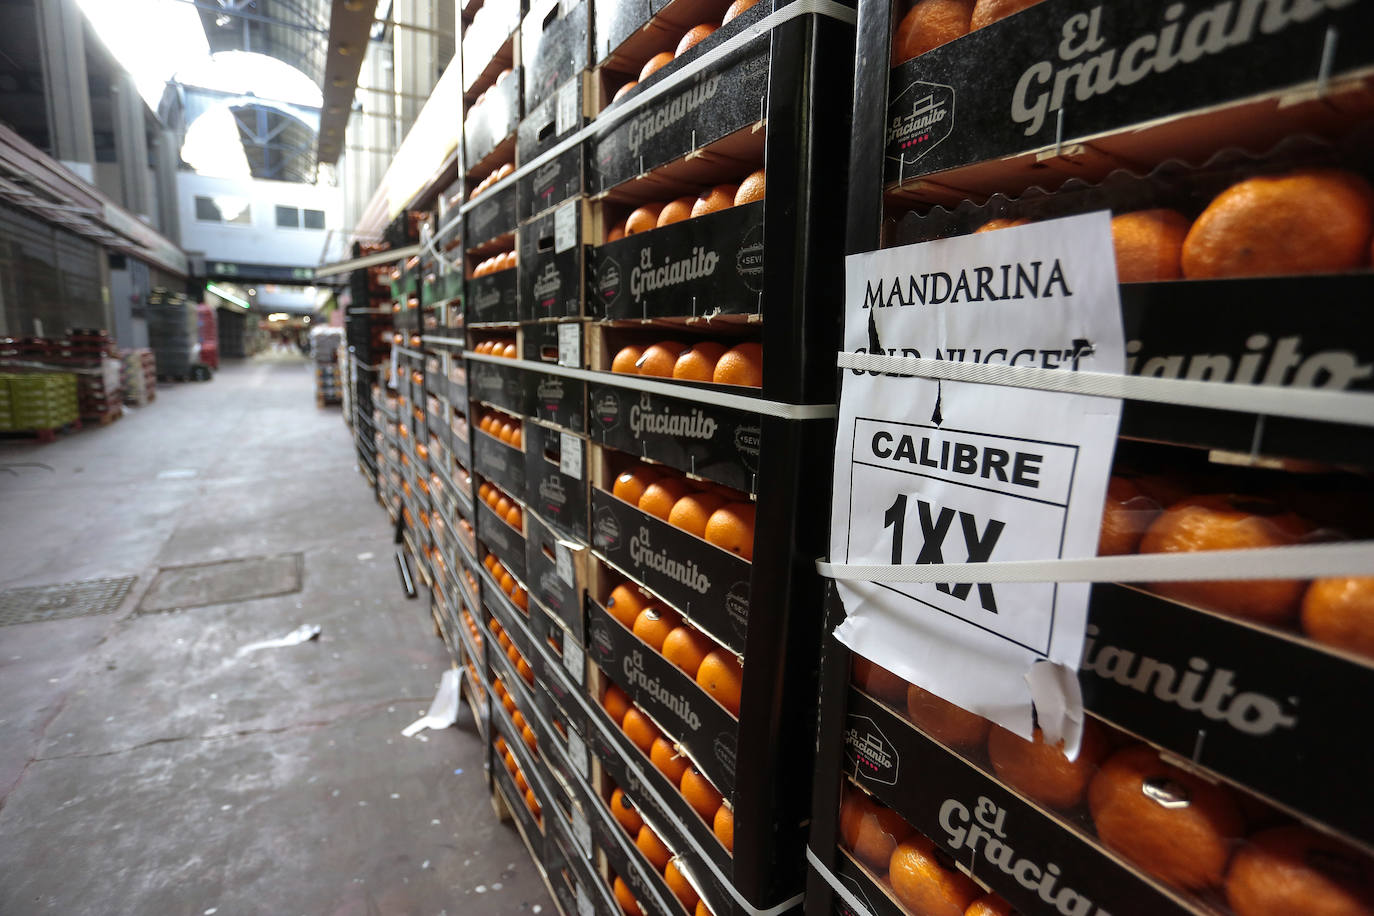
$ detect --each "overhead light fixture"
[343,0,366,10]
[267,312,290,321]
[248,287,257,295]
[337,43,355,56]
[206,283,250,309]
[331,77,349,88]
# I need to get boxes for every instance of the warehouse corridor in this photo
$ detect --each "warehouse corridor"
[0,357,548,916]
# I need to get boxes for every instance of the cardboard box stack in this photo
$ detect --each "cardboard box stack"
[805,4,1374,916]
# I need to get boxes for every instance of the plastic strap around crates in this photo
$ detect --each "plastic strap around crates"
[464,349,836,420]
[835,351,1374,428]
[563,665,806,916]
[421,335,465,348]
[457,0,858,218]
[816,540,1374,585]
[805,848,878,916]
[394,346,426,360]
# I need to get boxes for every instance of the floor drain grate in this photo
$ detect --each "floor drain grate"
[0,576,137,626]
[137,553,304,614]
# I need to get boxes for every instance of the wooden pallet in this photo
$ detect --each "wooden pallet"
[0,419,81,443]
[80,406,122,426]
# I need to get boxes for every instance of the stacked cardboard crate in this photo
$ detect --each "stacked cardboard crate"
[0,373,78,438]
[805,4,1374,916]
[121,349,157,407]
[311,326,345,407]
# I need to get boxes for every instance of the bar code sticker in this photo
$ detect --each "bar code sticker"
[560,431,582,479]
[558,323,580,368]
[555,201,577,254]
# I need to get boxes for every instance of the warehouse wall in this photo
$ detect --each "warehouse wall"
[176,172,343,269]
[0,202,109,337]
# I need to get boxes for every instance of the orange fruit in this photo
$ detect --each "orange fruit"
[607,218,628,241]
[626,204,664,235]
[622,707,662,752]
[713,803,734,853]
[637,341,686,378]
[521,724,537,751]
[501,342,517,359]
[613,464,660,504]
[970,0,1044,30]
[505,504,522,529]
[839,786,913,870]
[608,582,653,627]
[1098,475,1160,557]
[1182,169,1374,278]
[479,482,494,502]
[675,23,716,56]
[696,651,743,715]
[636,824,672,870]
[611,344,645,375]
[722,0,759,23]
[613,876,644,916]
[906,684,989,748]
[633,606,682,651]
[662,625,712,677]
[657,197,697,228]
[672,342,728,382]
[517,658,533,684]
[1139,494,1309,623]
[512,710,527,731]
[668,491,727,537]
[639,476,693,520]
[502,748,516,771]
[640,51,674,81]
[511,587,528,611]
[650,737,690,784]
[510,426,522,449]
[1301,577,1374,659]
[734,169,765,206]
[525,787,540,816]
[974,217,1030,233]
[610,788,644,834]
[494,734,508,753]
[889,838,981,916]
[851,656,910,708]
[665,859,700,911]
[696,903,715,916]
[1111,208,1191,282]
[603,683,632,724]
[612,82,638,105]
[892,0,972,65]
[986,720,1109,809]
[680,767,723,820]
[692,185,738,218]
[499,572,515,594]
[1224,825,1374,916]
[712,342,763,387]
[965,894,1013,916]
[1088,744,1244,891]
[502,694,517,716]
[704,502,755,560]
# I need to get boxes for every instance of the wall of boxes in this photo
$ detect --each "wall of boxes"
[343,1,1374,916]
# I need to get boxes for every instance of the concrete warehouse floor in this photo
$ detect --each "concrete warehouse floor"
[0,353,551,916]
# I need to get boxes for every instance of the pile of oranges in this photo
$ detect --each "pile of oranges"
[470,160,514,200]
[493,677,538,754]
[606,169,766,242]
[478,480,525,532]
[610,790,715,915]
[850,659,1374,908]
[610,0,761,103]
[604,579,743,717]
[974,168,1374,283]
[839,784,1005,916]
[611,339,763,389]
[456,516,476,556]
[472,250,517,277]
[472,338,518,359]
[611,462,756,562]
[1099,477,1374,660]
[460,604,483,652]
[476,407,524,449]
[483,549,530,611]
[489,616,536,688]
[601,683,735,855]
[492,731,542,825]
[892,0,1044,64]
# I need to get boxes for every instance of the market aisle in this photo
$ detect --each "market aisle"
[0,355,550,916]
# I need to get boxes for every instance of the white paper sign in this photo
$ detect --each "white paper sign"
[572,805,593,856]
[829,213,1124,742]
[560,431,583,479]
[556,82,579,136]
[556,542,576,587]
[558,322,581,367]
[562,632,584,684]
[576,884,594,916]
[554,201,577,254]
[566,726,589,780]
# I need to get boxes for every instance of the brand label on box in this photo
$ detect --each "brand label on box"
[558,323,580,367]
[554,201,577,254]
[831,213,1123,742]
[557,82,579,137]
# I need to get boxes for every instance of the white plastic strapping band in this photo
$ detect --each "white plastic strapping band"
[817,540,1374,584]
[805,848,877,916]
[836,351,1374,427]
[464,349,836,420]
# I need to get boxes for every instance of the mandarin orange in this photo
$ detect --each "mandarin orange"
[893,0,972,65]
[696,650,743,715]
[637,341,686,378]
[632,606,682,651]
[662,625,713,676]
[680,767,723,820]
[704,502,755,560]
[712,342,763,387]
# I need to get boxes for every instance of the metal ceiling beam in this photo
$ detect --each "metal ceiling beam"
[174,0,329,34]
[315,0,376,164]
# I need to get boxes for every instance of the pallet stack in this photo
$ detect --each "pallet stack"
[65,329,123,425]
[120,349,157,407]
[311,326,345,407]
[147,289,199,380]
[0,372,78,441]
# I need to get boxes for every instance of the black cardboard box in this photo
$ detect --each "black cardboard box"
[467,356,588,433]
[524,511,589,638]
[476,498,529,580]
[520,199,592,321]
[466,179,520,248]
[473,423,528,498]
[517,136,587,221]
[521,0,590,113]
[462,0,524,95]
[524,420,590,541]
[465,68,523,168]
[468,268,521,325]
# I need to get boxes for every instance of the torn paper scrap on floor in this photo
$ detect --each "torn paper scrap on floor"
[403,668,460,738]
[235,624,321,658]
